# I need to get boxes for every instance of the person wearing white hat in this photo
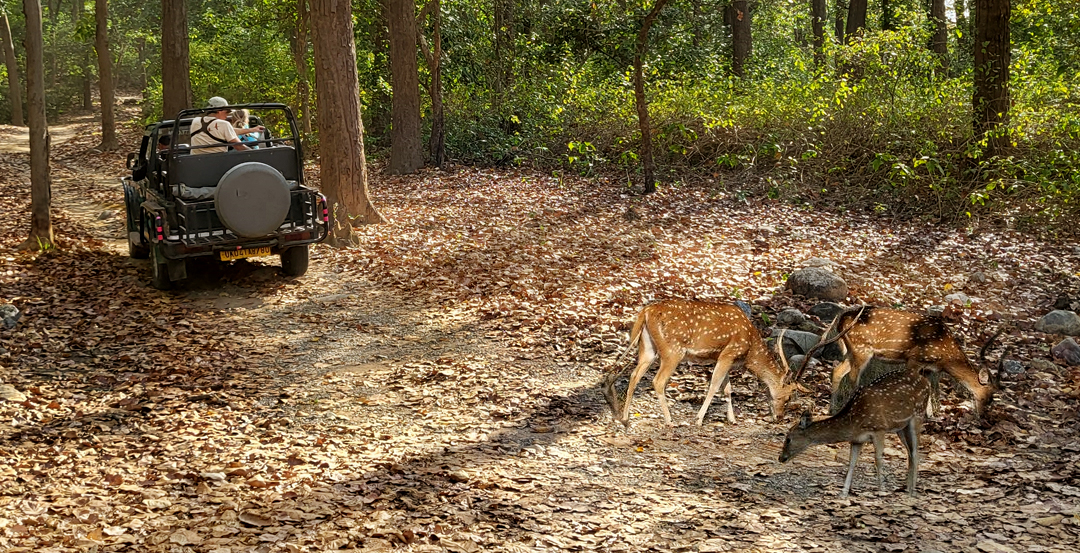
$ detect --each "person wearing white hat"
[189,96,263,154]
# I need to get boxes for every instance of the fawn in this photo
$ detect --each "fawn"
[779,367,931,497]
[790,306,1000,416]
[601,299,805,427]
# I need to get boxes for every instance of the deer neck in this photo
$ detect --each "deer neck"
[745,338,787,394]
[805,413,862,445]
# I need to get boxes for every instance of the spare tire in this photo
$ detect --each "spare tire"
[214,162,291,238]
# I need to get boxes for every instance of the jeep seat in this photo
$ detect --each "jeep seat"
[167,146,300,190]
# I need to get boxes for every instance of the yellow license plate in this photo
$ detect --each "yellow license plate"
[220,246,272,261]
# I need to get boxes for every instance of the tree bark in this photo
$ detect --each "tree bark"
[388,0,423,174]
[973,0,1010,155]
[881,0,895,31]
[845,0,867,43]
[635,0,671,194]
[310,0,386,246]
[493,0,514,109]
[417,0,445,166]
[95,0,117,150]
[290,0,312,138]
[728,1,751,77]
[811,0,827,67]
[161,0,192,119]
[0,9,22,126]
[834,0,847,44]
[20,0,53,250]
[929,0,948,70]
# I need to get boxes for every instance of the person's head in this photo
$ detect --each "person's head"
[157,134,171,150]
[206,96,230,119]
[230,109,249,129]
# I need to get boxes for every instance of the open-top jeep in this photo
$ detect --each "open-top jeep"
[123,103,328,289]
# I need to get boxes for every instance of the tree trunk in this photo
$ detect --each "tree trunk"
[0,9,22,126]
[82,51,93,110]
[845,0,867,43]
[20,0,53,250]
[161,0,192,119]
[811,0,827,67]
[728,1,751,77]
[310,0,386,247]
[834,0,847,44]
[95,0,117,150]
[290,0,312,138]
[635,0,671,194]
[929,0,948,70]
[973,0,1010,155]
[493,0,514,110]
[388,0,423,174]
[417,0,445,166]
[881,0,894,31]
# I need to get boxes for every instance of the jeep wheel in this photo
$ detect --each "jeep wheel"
[126,204,149,259]
[280,245,309,276]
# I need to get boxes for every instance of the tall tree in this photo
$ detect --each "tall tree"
[881,0,895,31]
[973,0,1010,155]
[635,0,671,194]
[728,1,751,77]
[834,0,847,44]
[94,0,117,150]
[417,0,445,166]
[388,0,423,174]
[310,0,385,246]
[845,0,867,43]
[161,0,191,119]
[21,0,52,250]
[0,6,22,125]
[290,0,312,137]
[811,0,827,67]
[928,0,947,70]
[492,0,513,109]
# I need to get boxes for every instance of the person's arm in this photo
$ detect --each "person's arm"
[237,126,265,135]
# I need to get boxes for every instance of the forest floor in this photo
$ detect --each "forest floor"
[0,107,1078,553]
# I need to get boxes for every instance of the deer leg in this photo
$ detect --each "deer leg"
[651,356,682,425]
[898,419,919,497]
[925,369,942,417]
[871,433,886,491]
[620,337,658,424]
[842,442,863,497]
[696,352,738,426]
[723,377,734,424]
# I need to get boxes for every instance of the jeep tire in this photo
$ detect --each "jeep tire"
[280,245,309,277]
[214,162,292,238]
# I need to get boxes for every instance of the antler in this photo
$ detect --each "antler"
[788,304,867,385]
[774,329,790,374]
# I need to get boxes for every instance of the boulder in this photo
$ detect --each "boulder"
[1036,310,1080,336]
[1001,359,1025,376]
[776,308,806,327]
[787,267,848,302]
[808,302,845,323]
[945,292,971,306]
[771,329,822,360]
[733,301,752,319]
[1051,338,1080,366]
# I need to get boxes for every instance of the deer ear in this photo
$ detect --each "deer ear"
[799,410,813,429]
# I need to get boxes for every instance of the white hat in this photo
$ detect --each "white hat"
[207,96,229,108]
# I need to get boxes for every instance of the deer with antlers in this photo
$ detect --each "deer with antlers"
[790,306,1001,416]
[601,299,806,427]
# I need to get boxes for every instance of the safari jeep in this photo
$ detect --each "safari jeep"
[123,103,328,289]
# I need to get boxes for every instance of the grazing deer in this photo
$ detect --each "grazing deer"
[601,300,805,427]
[790,307,1000,416]
[779,367,931,497]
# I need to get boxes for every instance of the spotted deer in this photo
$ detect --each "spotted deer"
[790,307,1001,416]
[601,299,805,427]
[779,367,931,497]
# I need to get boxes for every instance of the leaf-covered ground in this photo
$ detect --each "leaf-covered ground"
[1,110,1078,552]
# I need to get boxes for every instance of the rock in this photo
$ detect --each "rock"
[808,302,845,322]
[772,329,822,360]
[926,305,945,317]
[98,209,117,220]
[776,308,806,327]
[1053,294,1072,311]
[1051,338,1080,366]
[971,271,988,283]
[1029,358,1057,372]
[1036,310,1080,336]
[786,267,848,302]
[800,257,839,271]
[733,301,752,319]
[0,304,20,329]
[1001,359,1025,375]
[945,292,971,305]
[789,355,819,373]
[0,384,27,402]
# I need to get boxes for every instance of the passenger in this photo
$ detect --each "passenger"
[189,97,264,154]
[231,109,260,149]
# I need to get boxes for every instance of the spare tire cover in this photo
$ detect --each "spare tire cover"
[214,162,291,238]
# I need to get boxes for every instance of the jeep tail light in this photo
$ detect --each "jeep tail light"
[155,214,164,242]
